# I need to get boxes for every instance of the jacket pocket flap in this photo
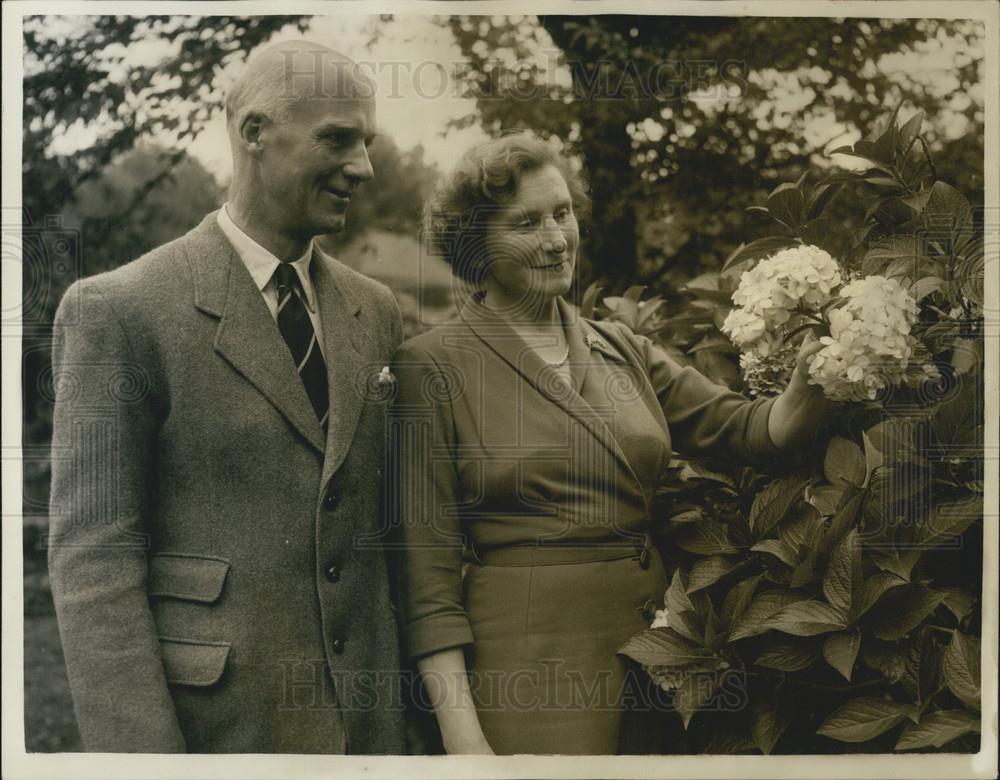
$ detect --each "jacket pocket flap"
[150,553,230,604]
[159,637,231,687]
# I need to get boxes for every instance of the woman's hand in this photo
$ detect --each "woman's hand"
[416,647,495,756]
[767,331,838,450]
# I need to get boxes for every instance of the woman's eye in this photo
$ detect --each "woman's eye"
[555,209,571,222]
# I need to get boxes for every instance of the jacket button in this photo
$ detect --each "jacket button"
[638,549,652,569]
[323,492,339,510]
[325,564,341,583]
[332,638,346,655]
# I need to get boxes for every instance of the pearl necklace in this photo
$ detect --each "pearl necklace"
[546,343,571,367]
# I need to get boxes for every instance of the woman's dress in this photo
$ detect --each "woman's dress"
[390,296,782,754]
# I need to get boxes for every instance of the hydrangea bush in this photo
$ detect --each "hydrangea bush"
[590,104,985,754]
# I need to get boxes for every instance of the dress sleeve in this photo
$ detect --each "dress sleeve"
[627,325,785,467]
[388,341,474,660]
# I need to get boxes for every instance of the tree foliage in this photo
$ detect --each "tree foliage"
[443,16,985,293]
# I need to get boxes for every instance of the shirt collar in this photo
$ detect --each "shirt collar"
[217,203,318,312]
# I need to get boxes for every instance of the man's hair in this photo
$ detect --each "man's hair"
[423,130,590,286]
[224,41,367,137]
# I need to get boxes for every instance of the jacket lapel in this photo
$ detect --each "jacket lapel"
[313,250,371,485]
[186,212,326,454]
[459,296,642,489]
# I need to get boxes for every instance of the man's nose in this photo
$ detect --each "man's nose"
[344,143,374,182]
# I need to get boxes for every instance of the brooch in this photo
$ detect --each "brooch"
[377,366,396,386]
[585,332,607,349]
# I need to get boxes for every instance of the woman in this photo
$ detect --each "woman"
[389,131,831,755]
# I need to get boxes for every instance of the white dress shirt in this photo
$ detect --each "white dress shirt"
[217,203,326,358]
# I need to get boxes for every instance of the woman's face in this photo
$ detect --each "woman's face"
[482,164,579,310]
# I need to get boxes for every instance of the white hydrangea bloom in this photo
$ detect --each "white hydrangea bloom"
[730,244,842,321]
[650,608,670,629]
[806,275,924,402]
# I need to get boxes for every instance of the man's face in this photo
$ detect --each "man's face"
[258,91,376,237]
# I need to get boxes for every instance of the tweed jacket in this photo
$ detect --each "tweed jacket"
[389,296,784,661]
[47,211,406,753]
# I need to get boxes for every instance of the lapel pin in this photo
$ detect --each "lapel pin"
[377,366,396,386]
[585,333,607,349]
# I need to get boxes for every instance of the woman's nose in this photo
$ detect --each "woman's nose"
[541,227,567,254]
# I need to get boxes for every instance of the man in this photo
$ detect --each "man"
[47,40,405,753]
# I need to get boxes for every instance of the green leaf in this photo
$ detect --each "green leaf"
[861,235,925,277]
[666,568,697,617]
[865,586,946,640]
[797,217,836,250]
[805,181,844,221]
[749,476,812,537]
[917,630,944,704]
[819,488,866,557]
[950,337,982,376]
[939,587,976,624]
[750,689,791,755]
[921,181,973,235]
[751,539,798,567]
[896,110,924,154]
[895,710,979,751]
[942,632,980,711]
[851,572,906,622]
[700,732,758,754]
[580,281,603,319]
[721,574,761,634]
[817,697,910,742]
[861,430,884,487]
[722,236,797,271]
[676,518,742,555]
[909,276,946,301]
[804,484,844,518]
[754,638,822,671]
[863,638,908,682]
[687,555,740,592]
[870,548,922,583]
[823,630,861,681]
[767,182,806,228]
[778,501,820,552]
[729,589,806,641]
[917,497,981,548]
[866,418,921,464]
[932,378,982,448]
[673,670,721,729]
[823,438,866,489]
[765,600,848,637]
[616,628,712,667]
[823,529,861,617]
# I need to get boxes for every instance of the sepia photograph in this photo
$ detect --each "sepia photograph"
[2,1,997,778]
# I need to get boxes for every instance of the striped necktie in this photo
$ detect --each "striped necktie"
[273,262,329,432]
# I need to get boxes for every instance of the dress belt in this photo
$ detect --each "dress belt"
[469,531,654,568]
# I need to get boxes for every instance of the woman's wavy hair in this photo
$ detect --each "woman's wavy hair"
[422,129,591,287]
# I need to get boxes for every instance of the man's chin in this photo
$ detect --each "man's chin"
[315,212,348,235]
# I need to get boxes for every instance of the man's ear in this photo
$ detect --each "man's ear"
[238,112,268,155]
